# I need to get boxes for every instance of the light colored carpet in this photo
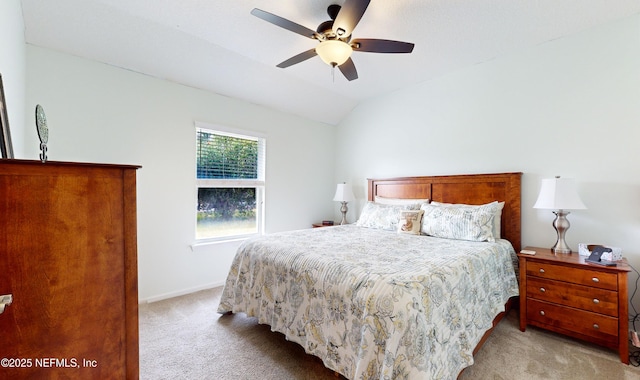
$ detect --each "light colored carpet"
[139,287,640,379]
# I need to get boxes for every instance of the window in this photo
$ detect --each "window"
[195,123,265,241]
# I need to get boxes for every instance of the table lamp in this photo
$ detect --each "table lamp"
[533,176,586,253]
[333,183,355,225]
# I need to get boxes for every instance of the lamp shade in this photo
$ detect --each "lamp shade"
[316,40,353,66]
[333,183,355,202]
[533,177,586,210]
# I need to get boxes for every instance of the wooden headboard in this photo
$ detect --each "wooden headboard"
[368,172,522,252]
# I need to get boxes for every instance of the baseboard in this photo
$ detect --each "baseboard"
[139,281,224,304]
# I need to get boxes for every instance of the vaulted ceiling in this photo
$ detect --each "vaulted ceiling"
[21,0,640,125]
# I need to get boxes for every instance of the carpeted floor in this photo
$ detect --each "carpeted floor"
[139,287,640,379]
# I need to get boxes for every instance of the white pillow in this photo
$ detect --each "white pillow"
[357,202,421,231]
[374,196,429,206]
[397,209,424,235]
[430,201,504,239]
[420,203,495,242]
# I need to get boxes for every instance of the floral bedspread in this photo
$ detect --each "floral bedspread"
[218,225,519,379]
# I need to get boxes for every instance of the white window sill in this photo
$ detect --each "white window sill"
[189,234,257,251]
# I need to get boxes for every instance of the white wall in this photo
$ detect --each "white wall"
[336,15,640,306]
[0,0,26,158]
[25,46,336,302]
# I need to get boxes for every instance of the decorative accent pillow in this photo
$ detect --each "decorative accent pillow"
[397,209,424,235]
[356,202,421,231]
[420,203,496,242]
[430,201,504,239]
[374,196,429,206]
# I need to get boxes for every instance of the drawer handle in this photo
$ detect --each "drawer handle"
[593,298,600,304]
[592,277,600,283]
[539,268,545,273]
[0,294,12,315]
[539,310,545,316]
[539,287,546,293]
[593,323,599,329]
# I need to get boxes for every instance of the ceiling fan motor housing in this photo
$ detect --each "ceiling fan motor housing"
[316,20,334,36]
[317,4,347,40]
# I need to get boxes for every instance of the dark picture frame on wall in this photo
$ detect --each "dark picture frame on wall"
[0,74,15,159]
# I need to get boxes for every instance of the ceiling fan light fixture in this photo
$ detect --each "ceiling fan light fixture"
[316,40,352,66]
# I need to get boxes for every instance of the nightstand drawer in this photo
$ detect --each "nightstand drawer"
[526,261,617,291]
[526,277,618,317]
[527,298,618,339]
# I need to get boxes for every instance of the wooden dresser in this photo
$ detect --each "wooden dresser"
[0,160,140,378]
[518,246,630,364]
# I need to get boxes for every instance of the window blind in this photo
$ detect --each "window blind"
[196,129,265,181]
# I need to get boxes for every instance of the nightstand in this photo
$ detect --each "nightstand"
[312,222,335,228]
[518,246,631,364]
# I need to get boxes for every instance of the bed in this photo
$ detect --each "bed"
[218,172,522,379]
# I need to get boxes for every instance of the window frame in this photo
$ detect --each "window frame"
[194,121,266,243]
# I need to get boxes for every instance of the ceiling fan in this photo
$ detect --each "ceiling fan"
[251,0,415,81]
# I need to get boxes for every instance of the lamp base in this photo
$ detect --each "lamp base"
[339,201,349,225]
[551,210,572,254]
[552,246,572,254]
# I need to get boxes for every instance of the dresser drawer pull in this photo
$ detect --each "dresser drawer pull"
[593,324,599,329]
[592,277,599,283]
[539,287,546,293]
[539,310,545,316]
[0,294,12,315]
[593,298,600,304]
[539,268,545,273]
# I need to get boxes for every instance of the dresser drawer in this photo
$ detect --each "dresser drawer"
[526,261,617,291]
[526,277,618,317]
[526,298,618,340]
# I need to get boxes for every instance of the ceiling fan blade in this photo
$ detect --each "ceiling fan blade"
[338,58,358,81]
[352,39,415,53]
[332,0,371,38]
[251,8,319,39]
[276,49,318,68]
